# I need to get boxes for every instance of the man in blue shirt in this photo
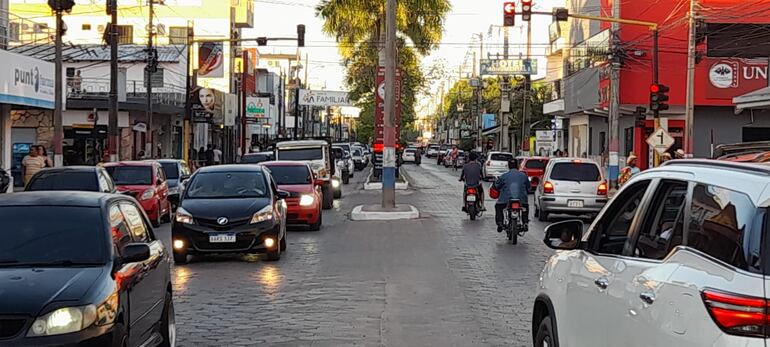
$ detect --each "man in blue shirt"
[493,159,530,232]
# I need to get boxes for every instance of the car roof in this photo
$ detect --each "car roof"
[38,166,99,173]
[0,191,117,207]
[103,161,154,167]
[644,160,770,207]
[244,152,272,156]
[153,159,184,163]
[547,157,598,165]
[196,164,265,173]
[261,161,311,167]
[276,140,327,147]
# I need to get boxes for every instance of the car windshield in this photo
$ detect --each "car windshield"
[525,160,547,169]
[353,149,362,156]
[0,206,105,266]
[106,166,153,185]
[242,154,271,164]
[26,171,98,191]
[491,153,513,162]
[185,171,267,199]
[161,162,179,179]
[268,166,312,185]
[550,162,601,182]
[406,149,416,154]
[277,148,323,161]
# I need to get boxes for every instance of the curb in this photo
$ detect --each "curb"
[363,169,409,190]
[350,205,420,221]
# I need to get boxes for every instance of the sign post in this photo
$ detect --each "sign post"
[646,128,675,158]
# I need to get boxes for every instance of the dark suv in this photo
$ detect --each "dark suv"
[0,192,174,346]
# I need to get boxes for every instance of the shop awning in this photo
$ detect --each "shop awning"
[482,125,500,136]
[733,86,770,113]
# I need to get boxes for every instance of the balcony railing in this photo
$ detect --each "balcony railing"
[67,77,186,107]
[2,10,56,47]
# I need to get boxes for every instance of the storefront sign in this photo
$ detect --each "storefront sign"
[0,50,55,109]
[482,114,496,130]
[704,58,768,100]
[480,59,536,76]
[298,90,352,107]
[245,97,269,120]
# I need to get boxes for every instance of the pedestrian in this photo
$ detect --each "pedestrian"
[675,149,685,159]
[22,145,45,186]
[660,152,672,164]
[137,150,146,160]
[212,144,222,165]
[205,144,215,166]
[37,145,53,168]
[618,153,641,186]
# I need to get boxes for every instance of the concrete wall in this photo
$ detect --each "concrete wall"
[695,106,770,157]
[564,67,600,114]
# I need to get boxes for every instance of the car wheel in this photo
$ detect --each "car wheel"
[173,252,187,264]
[265,237,282,261]
[158,292,176,347]
[538,209,549,222]
[534,315,557,347]
[152,207,162,227]
[322,184,334,209]
[333,188,342,199]
[309,210,322,231]
[342,172,350,184]
[162,203,172,223]
[280,234,287,251]
[534,206,540,218]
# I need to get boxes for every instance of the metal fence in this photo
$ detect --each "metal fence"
[67,77,186,107]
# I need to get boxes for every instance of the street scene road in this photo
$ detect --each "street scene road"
[156,160,555,346]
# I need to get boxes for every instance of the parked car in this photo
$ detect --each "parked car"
[240,151,274,164]
[262,161,323,231]
[0,192,173,346]
[154,159,191,210]
[402,148,418,163]
[483,152,514,180]
[426,144,440,158]
[104,161,172,228]
[454,151,466,168]
[518,156,550,191]
[436,144,450,164]
[275,140,336,209]
[25,166,116,193]
[533,160,770,347]
[534,158,608,222]
[172,165,288,263]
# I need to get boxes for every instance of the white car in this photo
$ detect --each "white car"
[532,160,770,347]
[534,158,608,221]
[482,151,514,180]
[402,148,417,163]
[426,145,440,158]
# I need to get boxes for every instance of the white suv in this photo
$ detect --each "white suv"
[532,160,770,347]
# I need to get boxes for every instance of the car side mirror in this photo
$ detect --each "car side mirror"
[277,190,290,199]
[121,243,150,264]
[180,174,190,181]
[544,220,584,250]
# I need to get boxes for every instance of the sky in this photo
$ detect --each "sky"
[246,0,563,115]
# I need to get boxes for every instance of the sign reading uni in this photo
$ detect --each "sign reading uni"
[298,90,353,107]
[480,59,537,76]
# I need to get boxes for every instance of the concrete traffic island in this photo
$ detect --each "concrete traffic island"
[350,204,420,221]
[363,168,409,190]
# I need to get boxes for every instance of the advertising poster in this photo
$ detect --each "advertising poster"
[198,42,224,78]
[190,87,223,123]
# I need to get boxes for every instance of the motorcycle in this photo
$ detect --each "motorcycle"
[504,199,527,245]
[464,186,483,220]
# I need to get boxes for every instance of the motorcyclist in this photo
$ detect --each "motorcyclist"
[493,159,530,232]
[459,151,485,211]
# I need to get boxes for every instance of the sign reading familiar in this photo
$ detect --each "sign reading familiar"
[298,89,352,107]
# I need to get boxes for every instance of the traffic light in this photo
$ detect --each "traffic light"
[146,48,158,73]
[521,0,533,21]
[649,83,670,112]
[297,24,305,47]
[256,37,267,46]
[48,0,75,12]
[634,106,647,128]
[503,2,515,27]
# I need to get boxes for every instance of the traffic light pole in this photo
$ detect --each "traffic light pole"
[145,0,155,159]
[53,9,63,167]
[652,30,661,167]
[382,0,397,209]
[108,0,119,162]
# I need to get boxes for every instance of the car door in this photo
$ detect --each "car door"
[268,174,286,238]
[120,202,167,346]
[559,179,652,347]
[155,164,169,213]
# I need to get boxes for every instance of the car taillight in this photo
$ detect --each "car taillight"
[702,289,769,338]
[543,181,554,194]
[510,201,521,210]
[597,182,608,196]
[466,187,477,195]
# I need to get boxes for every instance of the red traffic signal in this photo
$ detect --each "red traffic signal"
[649,83,670,112]
[521,0,533,21]
[503,2,516,27]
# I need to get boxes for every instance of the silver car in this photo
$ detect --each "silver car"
[534,158,608,221]
[483,151,514,180]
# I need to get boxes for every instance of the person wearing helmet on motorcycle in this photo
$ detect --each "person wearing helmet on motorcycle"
[493,159,530,233]
[459,151,485,211]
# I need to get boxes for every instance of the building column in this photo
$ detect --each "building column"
[1,104,12,190]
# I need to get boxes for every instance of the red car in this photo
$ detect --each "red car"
[104,161,172,227]
[262,161,323,230]
[517,156,550,191]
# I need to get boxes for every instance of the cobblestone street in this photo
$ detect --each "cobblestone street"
[154,161,561,346]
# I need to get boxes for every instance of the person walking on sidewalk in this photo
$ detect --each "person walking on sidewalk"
[22,145,45,186]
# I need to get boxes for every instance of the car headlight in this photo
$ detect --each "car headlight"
[175,207,194,224]
[250,205,273,224]
[528,176,533,182]
[331,178,340,188]
[27,293,117,337]
[140,188,155,200]
[299,194,315,206]
[168,186,179,195]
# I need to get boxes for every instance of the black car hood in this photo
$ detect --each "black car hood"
[181,197,270,219]
[0,267,104,315]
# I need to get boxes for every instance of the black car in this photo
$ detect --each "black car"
[172,165,288,263]
[153,159,192,209]
[25,166,117,193]
[0,192,174,346]
[240,152,274,164]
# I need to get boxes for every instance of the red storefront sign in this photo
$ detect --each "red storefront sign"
[374,66,402,143]
[703,58,768,100]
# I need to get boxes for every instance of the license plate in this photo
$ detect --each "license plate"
[567,200,584,208]
[466,195,477,202]
[209,234,236,243]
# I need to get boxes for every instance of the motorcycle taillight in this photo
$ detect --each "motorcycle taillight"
[466,188,477,195]
[510,201,521,210]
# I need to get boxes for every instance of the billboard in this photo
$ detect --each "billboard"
[198,42,224,78]
[245,97,270,122]
[374,67,401,143]
[0,49,55,109]
[298,89,353,107]
[482,114,496,130]
[480,59,536,75]
[190,87,224,123]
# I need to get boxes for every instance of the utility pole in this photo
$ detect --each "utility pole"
[108,0,119,162]
[607,0,621,188]
[53,9,63,167]
[382,0,397,208]
[501,27,510,153]
[145,0,156,158]
[684,0,697,158]
[522,20,532,156]
[183,23,193,163]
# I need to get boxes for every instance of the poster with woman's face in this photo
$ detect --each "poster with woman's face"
[190,87,223,123]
